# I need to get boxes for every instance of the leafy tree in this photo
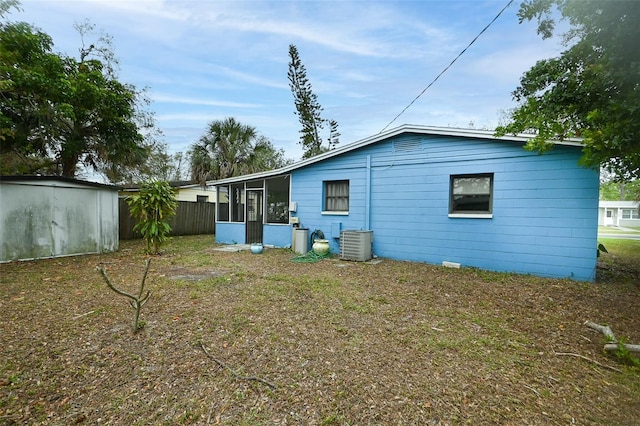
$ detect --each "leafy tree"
[188,117,290,182]
[287,44,339,159]
[600,179,640,202]
[109,142,186,184]
[0,0,20,17]
[496,1,640,180]
[126,180,177,255]
[248,135,293,172]
[160,151,186,182]
[0,11,152,179]
[0,21,65,174]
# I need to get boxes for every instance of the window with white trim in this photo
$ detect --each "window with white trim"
[324,180,349,212]
[449,173,493,216]
[621,209,639,220]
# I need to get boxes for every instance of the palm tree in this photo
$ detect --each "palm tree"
[188,117,255,182]
[189,143,213,185]
[188,117,290,183]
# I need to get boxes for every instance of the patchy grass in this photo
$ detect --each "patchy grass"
[1,235,639,425]
[598,238,640,256]
[597,239,640,285]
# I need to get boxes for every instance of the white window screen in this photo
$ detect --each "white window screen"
[324,180,349,211]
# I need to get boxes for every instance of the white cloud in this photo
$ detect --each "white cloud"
[156,112,242,123]
[17,0,563,159]
[152,94,262,109]
[205,65,288,89]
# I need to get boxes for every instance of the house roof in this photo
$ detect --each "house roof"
[0,175,122,190]
[120,180,202,191]
[599,200,639,208]
[207,124,584,186]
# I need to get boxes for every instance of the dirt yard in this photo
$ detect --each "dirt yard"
[1,235,639,425]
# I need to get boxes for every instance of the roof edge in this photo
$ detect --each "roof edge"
[0,175,122,190]
[207,124,584,186]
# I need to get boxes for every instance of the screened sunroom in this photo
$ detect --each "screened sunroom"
[215,175,291,245]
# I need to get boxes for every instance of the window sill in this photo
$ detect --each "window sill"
[321,211,349,216]
[448,213,493,219]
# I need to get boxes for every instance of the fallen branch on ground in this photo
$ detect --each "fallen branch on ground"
[585,321,617,342]
[553,351,622,373]
[199,342,277,390]
[585,320,640,354]
[604,343,640,353]
[73,310,95,320]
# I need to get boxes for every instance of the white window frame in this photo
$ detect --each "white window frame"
[448,173,494,219]
[322,180,349,215]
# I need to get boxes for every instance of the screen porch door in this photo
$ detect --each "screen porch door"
[246,189,263,244]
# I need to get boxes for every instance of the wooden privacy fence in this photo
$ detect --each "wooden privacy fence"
[119,199,216,240]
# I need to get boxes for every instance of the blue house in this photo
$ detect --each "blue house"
[212,125,600,281]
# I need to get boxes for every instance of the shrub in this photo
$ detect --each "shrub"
[127,180,177,254]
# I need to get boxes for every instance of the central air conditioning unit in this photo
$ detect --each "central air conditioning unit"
[340,230,373,261]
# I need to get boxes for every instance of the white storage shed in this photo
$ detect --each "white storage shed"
[0,176,121,262]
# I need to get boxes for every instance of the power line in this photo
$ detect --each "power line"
[380,0,515,133]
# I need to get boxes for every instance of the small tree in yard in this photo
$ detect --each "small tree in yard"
[98,259,152,334]
[127,180,177,254]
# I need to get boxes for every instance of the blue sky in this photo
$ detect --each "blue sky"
[16,0,563,162]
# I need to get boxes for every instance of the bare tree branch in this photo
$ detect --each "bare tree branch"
[553,351,622,373]
[97,259,152,333]
[199,342,277,390]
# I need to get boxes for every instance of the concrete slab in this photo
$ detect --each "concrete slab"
[213,244,251,252]
[212,244,276,252]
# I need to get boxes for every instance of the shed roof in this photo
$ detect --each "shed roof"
[208,124,584,186]
[0,175,122,190]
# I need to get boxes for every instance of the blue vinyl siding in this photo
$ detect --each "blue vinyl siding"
[215,222,246,244]
[263,224,292,248]
[290,133,599,281]
[216,221,292,247]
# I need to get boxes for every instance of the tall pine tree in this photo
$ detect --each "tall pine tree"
[287,44,339,159]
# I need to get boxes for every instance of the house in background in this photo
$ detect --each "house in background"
[120,181,217,203]
[173,181,217,203]
[212,125,600,281]
[598,201,640,227]
[0,176,120,262]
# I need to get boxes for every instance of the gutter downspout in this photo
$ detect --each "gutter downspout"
[365,155,371,230]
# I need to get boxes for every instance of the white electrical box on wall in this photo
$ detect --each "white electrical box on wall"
[289,201,297,212]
